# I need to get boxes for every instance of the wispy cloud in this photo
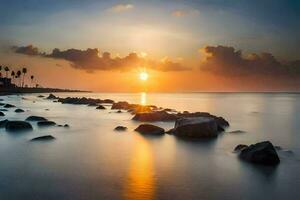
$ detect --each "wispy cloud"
[171,9,200,17]
[109,3,134,13]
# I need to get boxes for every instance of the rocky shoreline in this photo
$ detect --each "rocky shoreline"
[0,93,283,166]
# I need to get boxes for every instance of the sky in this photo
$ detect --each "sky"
[0,0,299,92]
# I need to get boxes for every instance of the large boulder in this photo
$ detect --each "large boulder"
[5,121,33,131]
[26,116,47,121]
[172,117,220,138]
[37,121,56,127]
[236,141,280,165]
[30,135,55,141]
[135,124,165,135]
[0,119,8,128]
[132,111,177,122]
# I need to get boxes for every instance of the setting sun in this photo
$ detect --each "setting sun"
[139,72,149,81]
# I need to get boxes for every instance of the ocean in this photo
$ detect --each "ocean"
[0,92,299,200]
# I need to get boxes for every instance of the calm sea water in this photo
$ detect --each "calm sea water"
[0,92,300,200]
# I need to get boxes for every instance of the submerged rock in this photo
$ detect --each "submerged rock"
[236,141,280,165]
[37,95,45,98]
[0,109,8,111]
[64,124,70,128]
[26,116,47,121]
[37,121,56,127]
[47,93,58,99]
[31,135,55,141]
[0,111,4,116]
[172,117,220,138]
[114,126,127,131]
[96,105,106,110]
[135,124,165,135]
[15,108,25,113]
[5,121,33,131]
[228,130,246,134]
[4,104,15,108]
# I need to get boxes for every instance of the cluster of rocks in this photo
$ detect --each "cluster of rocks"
[47,94,114,106]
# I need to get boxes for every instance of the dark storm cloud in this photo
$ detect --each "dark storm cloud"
[13,45,188,72]
[12,45,41,56]
[200,45,300,77]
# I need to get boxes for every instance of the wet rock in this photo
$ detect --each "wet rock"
[166,128,175,135]
[0,103,5,106]
[37,121,56,127]
[114,126,127,131]
[88,102,98,106]
[111,101,131,110]
[0,111,4,116]
[132,111,177,122]
[37,95,45,98]
[172,117,220,138]
[64,124,69,128]
[47,93,58,99]
[58,97,104,105]
[135,124,165,135]
[117,110,122,113]
[15,108,25,113]
[0,109,8,111]
[0,119,8,128]
[26,116,48,121]
[234,144,249,152]
[5,121,33,131]
[96,105,106,110]
[31,135,55,141]
[103,99,114,104]
[237,141,280,165]
[4,104,15,108]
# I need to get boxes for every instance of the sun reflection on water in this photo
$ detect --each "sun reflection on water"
[140,92,147,105]
[123,135,155,200]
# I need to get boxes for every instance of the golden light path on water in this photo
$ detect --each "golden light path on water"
[123,135,155,200]
[140,92,147,105]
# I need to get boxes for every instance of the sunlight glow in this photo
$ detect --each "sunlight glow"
[139,72,149,81]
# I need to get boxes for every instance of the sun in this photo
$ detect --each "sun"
[139,72,148,81]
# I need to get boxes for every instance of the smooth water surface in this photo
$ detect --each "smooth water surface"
[0,92,299,200]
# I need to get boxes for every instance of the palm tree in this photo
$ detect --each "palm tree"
[17,70,21,87]
[4,66,9,78]
[11,71,15,84]
[22,68,27,88]
[30,75,34,87]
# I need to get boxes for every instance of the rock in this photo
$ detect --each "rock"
[103,99,114,104]
[0,109,8,111]
[0,111,4,116]
[37,121,56,127]
[15,108,25,113]
[88,102,98,106]
[111,101,131,110]
[228,130,246,134]
[132,111,177,122]
[117,110,122,113]
[5,121,33,131]
[64,124,69,128]
[4,104,15,108]
[47,93,58,99]
[31,135,55,141]
[58,97,104,105]
[234,144,249,152]
[96,105,106,109]
[26,116,47,121]
[0,119,8,128]
[0,103,5,106]
[237,141,280,165]
[172,117,220,138]
[166,128,175,135]
[114,126,127,131]
[135,124,165,135]
[37,95,45,98]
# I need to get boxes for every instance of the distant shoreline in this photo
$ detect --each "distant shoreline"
[0,87,90,95]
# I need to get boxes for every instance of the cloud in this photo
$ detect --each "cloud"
[199,45,300,77]
[109,3,134,13]
[13,45,188,72]
[171,9,199,17]
[12,45,41,56]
